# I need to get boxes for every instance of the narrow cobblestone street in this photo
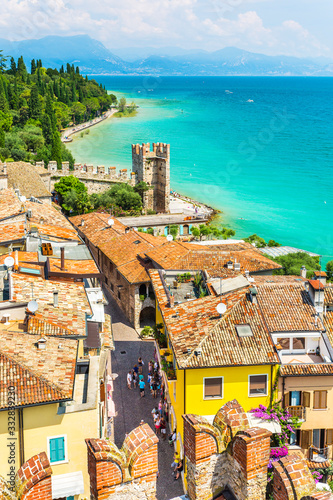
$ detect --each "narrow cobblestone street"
[105,289,185,500]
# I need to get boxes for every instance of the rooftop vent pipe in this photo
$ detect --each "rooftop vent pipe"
[60,247,65,271]
[53,290,59,308]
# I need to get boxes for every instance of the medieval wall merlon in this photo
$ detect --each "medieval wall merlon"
[272,452,319,500]
[86,424,158,500]
[213,399,250,439]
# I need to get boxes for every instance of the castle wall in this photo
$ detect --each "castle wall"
[38,141,171,214]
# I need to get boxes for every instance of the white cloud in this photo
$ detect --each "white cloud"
[0,0,330,58]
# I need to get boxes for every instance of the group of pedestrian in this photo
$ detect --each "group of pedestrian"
[151,403,167,439]
[127,356,146,397]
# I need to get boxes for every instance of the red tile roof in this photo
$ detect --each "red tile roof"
[0,327,77,409]
[280,364,333,376]
[308,279,325,290]
[149,269,279,369]
[256,283,322,332]
[11,273,91,336]
[0,222,25,243]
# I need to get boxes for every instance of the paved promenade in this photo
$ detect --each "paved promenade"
[61,108,117,142]
[104,288,184,500]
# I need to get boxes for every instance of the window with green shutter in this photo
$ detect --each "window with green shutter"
[49,436,66,463]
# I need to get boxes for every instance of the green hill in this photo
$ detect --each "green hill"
[0,51,117,167]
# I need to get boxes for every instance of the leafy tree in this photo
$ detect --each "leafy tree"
[54,175,88,213]
[91,183,143,212]
[19,124,44,152]
[62,188,92,215]
[326,261,333,282]
[134,181,150,202]
[244,233,267,248]
[42,113,53,145]
[269,252,320,277]
[166,224,178,240]
[268,239,281,247]
[0,127,5,148]
[118,97,126,112]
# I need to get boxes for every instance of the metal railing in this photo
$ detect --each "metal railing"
[286,405,306,420]
[308,446,329,462]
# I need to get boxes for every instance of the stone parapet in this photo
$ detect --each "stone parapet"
[86,423,158,500]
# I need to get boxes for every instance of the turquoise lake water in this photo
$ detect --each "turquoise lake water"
[67,76,333,265]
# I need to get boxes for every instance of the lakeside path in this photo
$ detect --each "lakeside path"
[61,108,117,143]
[169,194,215,218]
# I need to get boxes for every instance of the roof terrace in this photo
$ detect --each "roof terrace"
[163,270,208,305]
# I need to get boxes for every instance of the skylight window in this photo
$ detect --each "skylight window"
[236,324,253,338]
[134,240,141,245]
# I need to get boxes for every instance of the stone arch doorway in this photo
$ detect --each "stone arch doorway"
[183,224,189,235]
[139,306,155,328]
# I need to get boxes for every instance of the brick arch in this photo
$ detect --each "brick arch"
[16,452,52,500]
[213,399,249,440]
[272,453,317,500]
[121,423,158,477]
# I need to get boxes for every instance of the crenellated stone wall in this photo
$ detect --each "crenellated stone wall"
[86,423,159,500]
[37,141,170,214]
[182,400,332,500]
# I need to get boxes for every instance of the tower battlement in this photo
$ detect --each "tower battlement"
[132,142,170,213]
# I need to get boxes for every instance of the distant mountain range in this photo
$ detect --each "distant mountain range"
[1,35,333,76]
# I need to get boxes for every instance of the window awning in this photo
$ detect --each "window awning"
[51,471,84,499]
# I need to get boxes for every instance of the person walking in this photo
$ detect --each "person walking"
[126,370,132,390]
[174,459,183,481]
[160,417,167,440]
[152,379,157,399]
[132,370,137,388]
[155,415,161,435]
[139,378,145,398]
[158,399,163,416]
[138,357,144,374]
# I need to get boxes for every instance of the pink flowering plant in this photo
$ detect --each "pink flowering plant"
[311,471,323,484]
[250,402,301,460]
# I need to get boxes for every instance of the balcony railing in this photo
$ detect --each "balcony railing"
[286,405,306,420]
[308,446,329,463]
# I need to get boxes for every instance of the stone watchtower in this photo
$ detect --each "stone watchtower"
[132,142,170,213]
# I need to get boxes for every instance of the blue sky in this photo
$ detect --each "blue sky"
[0,0,331,58]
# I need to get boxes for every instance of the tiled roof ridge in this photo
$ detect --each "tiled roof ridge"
[0,350,68,402]
[27,316,77,337]
[181,292,248,367]
[135,230,165,247]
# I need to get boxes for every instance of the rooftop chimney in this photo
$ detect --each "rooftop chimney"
[227,260,233,270]
[300,265,307,279]
[53,290,59,308]
[81,219,85,227]
[3,162,7,175]
[169,294,175,307]
[245,269,250,279]
[60,247,65,271]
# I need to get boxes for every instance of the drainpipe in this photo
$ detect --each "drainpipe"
[18,409,25,467]
[60,247,65,271]
[282,376,286,408]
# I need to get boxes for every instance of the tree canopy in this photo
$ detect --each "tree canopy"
[267,252,320,278]
[90,183,143,214]
[0,55,117,165]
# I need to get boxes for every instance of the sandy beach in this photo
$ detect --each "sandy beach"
[169,193,217,219]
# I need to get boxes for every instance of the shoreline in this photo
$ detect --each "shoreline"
[169,192,220,223]
[61,108,118,143]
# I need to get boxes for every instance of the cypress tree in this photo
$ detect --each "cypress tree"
[66,63,71,74]
[60,65,64,75]
[54,80,59,97]
[78,86,84,102]
[45,93,56,130]
[76,66,80,75]
[71,81,77,102]
[17,56,27,79]
[7,84,18,110]
[0,78,8,112]
[42,113,53,145]
[51,131,62,167]
[31,59,36,74]
[0,127,5,148]
[10,57,17,75]
[37,59,42,68]
[28,84,41,120]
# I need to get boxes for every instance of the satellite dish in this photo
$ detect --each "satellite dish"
[216,303,227,315]
[4,256,15,268]
[133,227,138,231]
[20,196,27,203]
[167,234,173,242]
[107,218,114,226]
[27,300,38,313]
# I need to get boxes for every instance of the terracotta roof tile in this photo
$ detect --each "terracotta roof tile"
[31,223,79,241]
[11,273,91,336]
[256,283,322,332]
[308,279,325,290]
[145,241,281,276]
[5,162,51,198]
[0,328,77,409]
[150,269,278,369]
[280,364,333,376]
[70,212,126,246]
[0,222,25,243]
[0,188,24,219]
[48,258,99,275]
